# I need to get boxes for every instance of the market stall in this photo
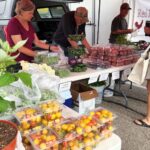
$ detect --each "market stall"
[0,38,140,150]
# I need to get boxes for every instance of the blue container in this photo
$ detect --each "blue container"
[64,98,74,108]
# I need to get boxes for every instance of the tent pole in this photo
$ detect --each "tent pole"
[97,0,101,44]
[92,0,96,44]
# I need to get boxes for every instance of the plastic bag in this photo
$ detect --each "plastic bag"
[12,79,41,104]
[29,71,65,103]
[57,46,68,66]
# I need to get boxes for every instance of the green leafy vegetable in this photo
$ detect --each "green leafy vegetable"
[68,46,85,57]
[68,34,85,42]
[34,55,59,65]
[41,90,57,101]
[71,64,87,72]
[55,68,70,78]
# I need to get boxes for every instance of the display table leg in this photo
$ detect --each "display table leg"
[103,72,128,107]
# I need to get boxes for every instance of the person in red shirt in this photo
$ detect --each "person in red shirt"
[7,0,59,62]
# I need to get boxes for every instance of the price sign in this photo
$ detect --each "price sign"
[59,82,71,92]
[112,71,120,80]
[88,75,99,84]
[99,73,109,81]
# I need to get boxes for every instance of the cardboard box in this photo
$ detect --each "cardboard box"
[71,83,98,101]
[71,83,98,114]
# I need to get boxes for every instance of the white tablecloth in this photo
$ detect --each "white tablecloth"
[60,64,134,83]
[94,133,121,150]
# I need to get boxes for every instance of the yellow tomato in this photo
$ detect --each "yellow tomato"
[42,129,48,135]
[85,126,91,133]
[88,132,94,138]
[33,139,40,145]
[108,126,113,131]
[51,114,56,120]
[41,135,47,140]
[70,124,75,129]
[22,122,30,130]
[90,111,95,116]
[84,138,91,145]
[55,112,62,118]
[95,135,101,141]
[85,146,93,150]
[42,119,48,126]
[36,116,42,123]
[62,124,68,130]
[40,143,47,150]
[80,122,86,128]
[76,127,83,135]
[49,135,56,141]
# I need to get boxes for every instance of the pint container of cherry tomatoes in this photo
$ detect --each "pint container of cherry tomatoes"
[27,127,60,150]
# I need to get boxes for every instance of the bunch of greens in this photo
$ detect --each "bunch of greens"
[55,68,70,78]
[41,90,58,101]
[71,64,87,72]
[115,35,132,45]
[68,46,85,57]
[34,55,59,65]
[68,34,85,42]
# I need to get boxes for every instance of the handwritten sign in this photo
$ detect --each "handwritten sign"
[88,75,99,84]
[112,71,120,80]
[99,73,109,81]
[59,82,71,92]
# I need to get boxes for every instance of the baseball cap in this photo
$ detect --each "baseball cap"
[120,3,131,10]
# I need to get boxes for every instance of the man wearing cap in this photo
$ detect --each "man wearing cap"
[109,3,133,44]
[53,7,91,56]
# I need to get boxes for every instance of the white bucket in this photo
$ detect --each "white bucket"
[91,85,105,104]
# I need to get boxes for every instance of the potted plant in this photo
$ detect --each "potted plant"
[0,120,18,150]
[0,39,32,114]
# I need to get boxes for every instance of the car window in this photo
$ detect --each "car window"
[50,6,65,18]
[0,0,6,15]
[37,8,52,19]
[37,6,65,19]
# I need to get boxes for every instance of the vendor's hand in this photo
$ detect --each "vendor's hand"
[144,27,150,34]
[50,45,60,52]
